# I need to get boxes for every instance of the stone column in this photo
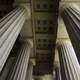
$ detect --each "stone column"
[26,61,34,80]
[57,41,80,80]
[0,7,28,72]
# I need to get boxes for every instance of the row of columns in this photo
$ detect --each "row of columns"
[57,41,80,80]
[0,7,27,72]
[62,5,80,63]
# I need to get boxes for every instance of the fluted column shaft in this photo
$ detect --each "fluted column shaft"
[57,41,80,80]
[7,42,32,80]
[62,5,80,63]
[0,7,28,72]
[26,61,33,80]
